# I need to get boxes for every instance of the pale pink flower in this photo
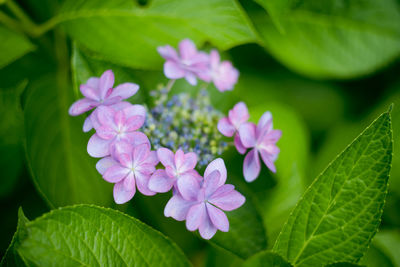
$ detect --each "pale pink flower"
[209,50,239,92]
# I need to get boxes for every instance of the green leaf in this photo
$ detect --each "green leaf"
[250,0,400,78]
[242,251,292,267]
[56,0,256,69]
[325,263,364,267]
[0,82,26,197]
[0,25,34,69]
[273,109,393,266]
[24,75,113,207]
[362,230,400,267]
[12,205,190,266]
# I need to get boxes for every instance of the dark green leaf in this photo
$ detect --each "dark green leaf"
[0,26,34,69]
[251,0,400,78]
[273,109,393,266]
[57,0,257,69]
[242,251,292,267]
[13,205,190,266]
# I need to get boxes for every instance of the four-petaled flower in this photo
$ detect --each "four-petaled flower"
[164,158,245,239]
[239,112,282,182]
[209,50,239,92]
[217,102,249,154]
[68,70,139,132]
[88,105,146,157]
[158,39,210,86]
[97,142,159,204]
[149,148,201,193]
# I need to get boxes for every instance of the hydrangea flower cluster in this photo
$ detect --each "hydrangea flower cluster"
[69,39,281,239]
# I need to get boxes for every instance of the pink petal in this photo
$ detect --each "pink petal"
[198,213,217,240]
[148,169,175,193]
[96,156,118,175]
[157,45,179,61]
[114,110,126,127]
[234,133,247,154]
[111,141,133,159]
[204,158,227,187]
[203,170,221,199]
[123,172,135,190]
[109,83,139,99]
[142,151,159,166]
[157,147,175,167]
[217,117,235,137]
[86,77,99,89]
[213,62,239,92]
[179,39,197,60]
[133,143,150,163]
[136,163,155,176]
[123,104,146,118]
[83,116,93,132]
[103,165,130,183]
[185,72,197,86]
[186,203,206,231]
[116,153,132,168]
[174,149,185,170]
[238,122,257,148]
[87,134,111,158]
[243,149,261,182]
[209,187,245,211]
[164,194,194,221]
[229,102,249,129]
[96,106,116,128]
[260,148,277,173]
[257,111,273,138]
[68,98,97,116]
[80,85,100,101]
[263,130,282,143]
[125,115,145,131]
[126,132,150,148]
[164,61,185,79]
[177,174,200,201]
[96,125,116,140]
[206,203,229,232]
[99,70,115,100]
[113,179,135,204]
[210,50,220,69]
[111,101,132,111]
[181,152,197,173]
[165,166,176,178]
[135,172,156,196]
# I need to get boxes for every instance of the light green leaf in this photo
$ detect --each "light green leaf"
[12,205,190,266]
[0,25,34,69]
[0,82,26,198]
[250,0,400,78]
[243,251,292,267]
[362,230,400,267]
[273,109,393,266]
[24,75,113,208]
[56,0,256,69]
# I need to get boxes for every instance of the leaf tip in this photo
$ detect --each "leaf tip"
[388,103,394,113]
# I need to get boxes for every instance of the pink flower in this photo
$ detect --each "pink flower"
[68,70,139,132]
[87,105,146,158]
[148,148,200,194]
[209,50,239,92]
[238,112,282,182]
[158,39,210,85]
[217,102,249,154]
[96,142,159,204]
[164,158,245,239]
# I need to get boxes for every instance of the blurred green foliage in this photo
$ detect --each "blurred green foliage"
[0,0,399,266]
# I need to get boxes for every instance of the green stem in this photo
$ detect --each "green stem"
[0,10,23,32]
[165,79,176,93]
[6,0,36,29]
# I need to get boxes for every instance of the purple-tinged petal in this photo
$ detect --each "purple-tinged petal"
[210,50,220,69]
[217,117,235,137]
[109,82,139,99]
[157,147,175,167]
[86,77,99,89]
[165,166,176,178]
[204,158,227,187]
[125,116,145,131]
[186,203,206,231]
[123,172,135,190]
[68,98,97,116]
[143,151,159,165]
[103,165,129,183]
[262,130,282,143]
[164,61,185,79]
[259,148,277,173]
[229,102,249,129]
[135,172,156,196]
[177,151,197,173]
[136,163,155,176]
[114,110,126,127]
[179,39,197,60]
[206,203,229,232]
[126,132,150,148]
[83,116,93,132]
[87,134,111,158]
[110,101,132,111]
[157,45,179,61]
[123,104,146,118]
[257,111,272,138]
[96,106,116,128]
[99,70,115,100]
[177,174,200,201]
[111,141,133,159]
[238,122,257,148]
[198,213,217,240]
[113,179,135,204]
[96,156,118,175]
[116,153,132,169]
[234,133,247,154]
[185,72,197,86]
[185,169,203,183]
[164,194,194,221]
[80,85,100,101]
[243,148,261,182]
[174,149,185,170]
[204,170,221,199]
[209,187,245,211]
[148,169,175,193]
[96,126,116,140]
[133,143,150,163]
[213,61,239,92]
